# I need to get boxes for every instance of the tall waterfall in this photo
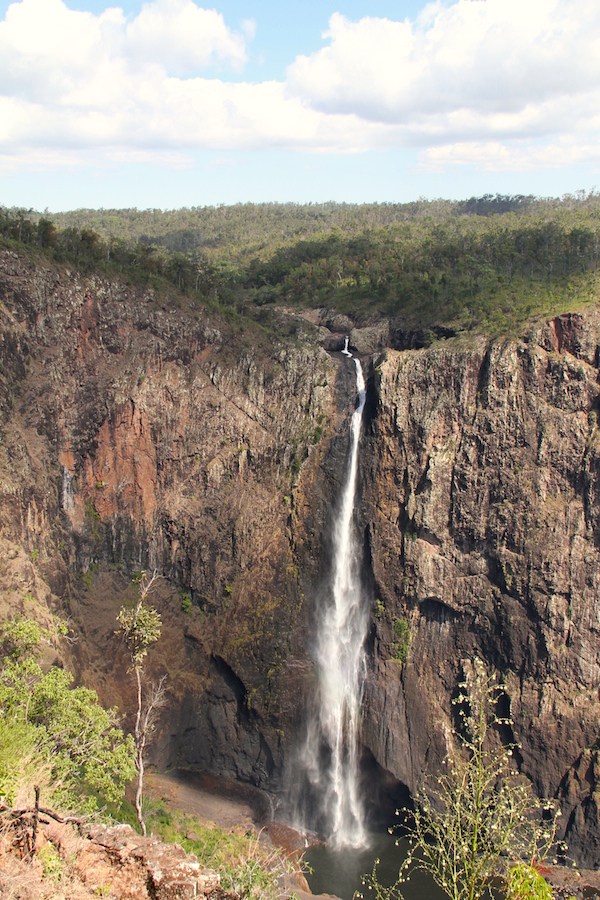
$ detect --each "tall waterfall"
[294,337,369,848]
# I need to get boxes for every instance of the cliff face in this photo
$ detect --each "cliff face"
[2,247,600,864]
[361,316,600,864]
[0,248,342,784]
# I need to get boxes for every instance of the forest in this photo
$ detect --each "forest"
[1,192,600,337]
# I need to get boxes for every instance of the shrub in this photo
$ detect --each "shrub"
[0,615,135,814]
[39,843,63,882]
[392,617,410,663]
[506,864,552,900]
[363,658,561,900]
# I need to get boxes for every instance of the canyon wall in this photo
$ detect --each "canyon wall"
[361,317,600,864]
[2,248,600,863]
[0,247,343,786]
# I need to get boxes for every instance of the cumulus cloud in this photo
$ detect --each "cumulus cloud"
[0,0,599,174]
[0,0,250,94]
[125,0,249,75]
[0,0,390,167]
[287,0,600,145]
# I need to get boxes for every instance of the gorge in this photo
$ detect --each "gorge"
[2,243,600,873]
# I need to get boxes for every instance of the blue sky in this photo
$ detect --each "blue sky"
[1,0,599,211]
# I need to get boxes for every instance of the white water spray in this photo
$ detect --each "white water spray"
[295,336,369,849]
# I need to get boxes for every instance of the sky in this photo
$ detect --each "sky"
[1,0,600,211]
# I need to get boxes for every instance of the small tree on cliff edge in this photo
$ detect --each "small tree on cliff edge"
[361,658,561,900]
[116,571,166,836]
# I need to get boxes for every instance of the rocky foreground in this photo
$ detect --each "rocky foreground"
[0,776,333,900]
[0,820,226,900]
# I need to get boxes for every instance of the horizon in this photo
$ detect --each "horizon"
[6,190,598,217]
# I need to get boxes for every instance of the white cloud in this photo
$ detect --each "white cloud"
[106,149,194,168]
[0,146,89,175]
[125,0,249,75]
[0,0,393,168]
[0,0,599,175]
[287,0,600,141]
[0,0,250,100]
[419,139,600,172]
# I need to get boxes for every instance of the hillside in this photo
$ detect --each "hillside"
[2,193,600,338]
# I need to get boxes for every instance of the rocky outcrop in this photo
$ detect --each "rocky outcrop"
[76,825,224,899]
[4,246,600,864]
[0,818,228,900]
[360,312,600,860]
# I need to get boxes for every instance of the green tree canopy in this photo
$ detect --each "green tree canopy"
[0,615,135,813]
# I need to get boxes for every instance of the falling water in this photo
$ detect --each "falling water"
[294,336,369,849]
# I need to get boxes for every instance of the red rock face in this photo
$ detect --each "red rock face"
[546,312,598,363]
[0,247,340,793]
[81,401,158,525]
[3,247,600,864]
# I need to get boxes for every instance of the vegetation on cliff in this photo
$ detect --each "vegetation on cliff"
[0,607,302,899]
[2,193,600,338]
[0,615,135,814]
[361,659,566,900]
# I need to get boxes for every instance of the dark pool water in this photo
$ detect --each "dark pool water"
[304,829,448,900]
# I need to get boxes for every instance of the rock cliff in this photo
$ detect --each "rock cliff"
[361,315,600,864]
[0,247,342,786]
[2,247,600,865]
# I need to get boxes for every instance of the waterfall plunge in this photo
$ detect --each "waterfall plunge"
[295,338,369,849]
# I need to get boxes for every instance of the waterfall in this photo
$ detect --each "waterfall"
[293,337,369,849]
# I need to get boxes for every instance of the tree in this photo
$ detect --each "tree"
[362,658,560,900]
[37,216,58,249]
[0,615,135,814]
[116,571,166,836]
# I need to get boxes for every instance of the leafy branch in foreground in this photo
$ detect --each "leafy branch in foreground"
[116,570,165,837]
[361,658,562,900]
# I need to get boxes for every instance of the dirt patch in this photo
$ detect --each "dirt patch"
[145,771,257,834]
[144,770,339,899]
